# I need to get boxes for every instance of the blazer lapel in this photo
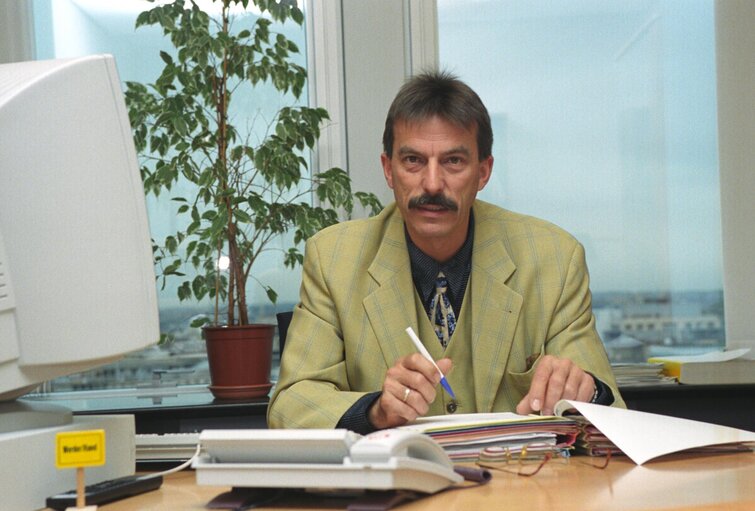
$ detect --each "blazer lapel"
[363,208,419,366]
[469,209,523,412]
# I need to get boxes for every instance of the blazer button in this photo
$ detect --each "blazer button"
[446,401,457,414]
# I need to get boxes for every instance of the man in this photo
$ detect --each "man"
[268,71,624,433]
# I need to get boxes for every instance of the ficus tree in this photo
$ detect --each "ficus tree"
[125,0,381,328]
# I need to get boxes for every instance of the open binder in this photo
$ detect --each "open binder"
[553,400,755,464]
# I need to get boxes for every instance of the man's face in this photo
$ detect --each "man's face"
[381,115,492,260]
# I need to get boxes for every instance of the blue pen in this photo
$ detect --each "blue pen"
[405,327,456,399]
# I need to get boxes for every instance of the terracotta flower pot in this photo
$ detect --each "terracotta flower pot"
[203,324,274,400]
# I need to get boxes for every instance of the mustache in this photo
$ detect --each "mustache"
[408,194,459,211]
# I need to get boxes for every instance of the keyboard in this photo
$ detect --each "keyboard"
[136,432,200,461]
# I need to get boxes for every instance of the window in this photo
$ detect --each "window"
[437,0,724,362]
[12,1,751,401]
[28,0,308,393]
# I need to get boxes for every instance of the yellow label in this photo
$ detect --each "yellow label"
[55,430,106,468]
[647,358,682,377]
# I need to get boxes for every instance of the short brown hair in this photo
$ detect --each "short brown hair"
[382,71,493,159]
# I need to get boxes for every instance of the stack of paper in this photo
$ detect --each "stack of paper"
[399,413,578,462]
[567,416,624,456]
[610,362,677,387]
[648,348,755,384]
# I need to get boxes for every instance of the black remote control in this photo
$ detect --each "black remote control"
[45,474,163,510]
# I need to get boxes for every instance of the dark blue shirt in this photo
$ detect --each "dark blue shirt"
[406,213,474,321]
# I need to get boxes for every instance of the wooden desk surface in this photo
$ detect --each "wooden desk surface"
[88,452,755,511]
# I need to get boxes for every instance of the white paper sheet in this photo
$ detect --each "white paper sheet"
[560,400,755,465]
[651,347,750,363]
[402,412,531,428]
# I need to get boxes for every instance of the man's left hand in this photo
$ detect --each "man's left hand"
[515,355,595,416]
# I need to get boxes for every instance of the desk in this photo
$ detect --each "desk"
[92,452,754,511]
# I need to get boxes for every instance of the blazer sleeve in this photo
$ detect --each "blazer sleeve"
[267,235,373,429]
[544,242,626,408]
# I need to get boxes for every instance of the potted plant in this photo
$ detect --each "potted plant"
[124,0,381,399]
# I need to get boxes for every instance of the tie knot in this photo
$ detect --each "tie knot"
[435,271,449,291]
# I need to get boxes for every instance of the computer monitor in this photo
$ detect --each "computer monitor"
[0,53,160,509]
[0,54,159,418]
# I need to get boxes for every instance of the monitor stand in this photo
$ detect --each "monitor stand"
[0,399,72,433]
[0,402,135,510]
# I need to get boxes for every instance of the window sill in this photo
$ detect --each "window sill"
[24,385,269,434]
[24,382,754,434]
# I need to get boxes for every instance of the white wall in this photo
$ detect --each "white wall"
[716,0,755,348]
[0,0,34,63]
[327,0,438,206]
[340,0,410,205]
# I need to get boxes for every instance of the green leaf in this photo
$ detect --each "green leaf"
[192,275,207,298]
[265,286,278,304]
[163,258,183,275]
[177,281,192,301]
[235,209,253,223]
[190,315,211,328]
[291,7,304,25]
[165,235,178,253]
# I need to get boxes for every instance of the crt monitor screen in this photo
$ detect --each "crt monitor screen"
[0,54,159,402]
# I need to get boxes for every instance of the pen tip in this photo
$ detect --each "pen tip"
[440,378,456,399]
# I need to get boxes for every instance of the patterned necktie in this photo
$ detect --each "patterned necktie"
[429,271,456,348]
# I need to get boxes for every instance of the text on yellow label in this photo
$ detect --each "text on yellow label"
[55,429,106,468]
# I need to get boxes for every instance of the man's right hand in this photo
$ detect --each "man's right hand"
[368,353,453,430]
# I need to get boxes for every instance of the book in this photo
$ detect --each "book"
[648,348,755,384]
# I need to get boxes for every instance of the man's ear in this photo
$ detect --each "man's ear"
[381,152,394,189]
[478,155,493,190]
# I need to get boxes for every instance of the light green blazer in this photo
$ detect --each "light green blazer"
[267,200,625,429]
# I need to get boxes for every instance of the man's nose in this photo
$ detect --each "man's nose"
[422,159,443,194]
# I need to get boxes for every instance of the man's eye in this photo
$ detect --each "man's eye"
[404,155,422,165]
[445,156,463,165]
